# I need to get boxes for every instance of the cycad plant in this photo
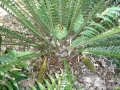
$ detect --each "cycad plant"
[0,0,120,56]
[0,0,120,89]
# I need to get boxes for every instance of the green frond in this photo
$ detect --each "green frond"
[31,86,37,90]
[0,34,2,52]
[25,0,50,33]
[68,5,120,48]
[0,26,38,45]
[68,27,120,49]
[102,6,120,15]
[73,14,84,33]
[0,51,49,89]
[0,0,52,46]
[36,81,45,90]
[1,42,37,47]
[0,3,15,16]
[84,46,120,58]
[72,0,106,39]
[84,39,120,49]
[0,51,47,75]
[59,59,75,90]
[110,0,120,6]
[96,14,114,26]
[36,73,60,90]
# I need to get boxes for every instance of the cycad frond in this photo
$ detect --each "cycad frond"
[0,51,47,74]
[35,73,60,90]
[0,26,37,45]
[59,59,75,90]
[69,6,120,48]
[84,38,120,48]
[110,0,120,6]
[68,27,120,49]
[85,46,120,58]
[0,0,52,46]
[0,34,2,52]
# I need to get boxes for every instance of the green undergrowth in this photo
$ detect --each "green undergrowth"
[31,59,81,90]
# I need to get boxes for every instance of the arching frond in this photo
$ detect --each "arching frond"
[0,35,2,52]
[0,0,52,46]
[110,0,120,6]
[68,27,120,49]
[0,50,48,90]
[0,26,37,45]
[0,51,47,74]
[84,46,120,58]
[69,6,120,49]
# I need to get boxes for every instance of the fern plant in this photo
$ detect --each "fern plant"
[0,0,120,89]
